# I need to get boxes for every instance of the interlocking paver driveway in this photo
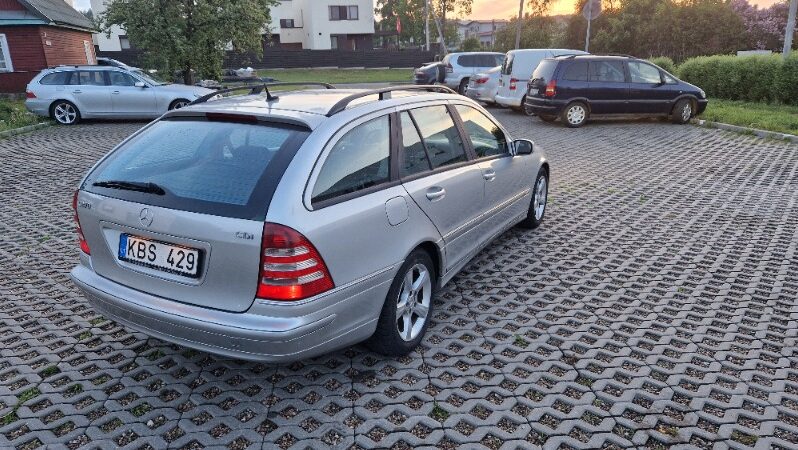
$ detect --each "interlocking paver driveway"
[1,111,796,450]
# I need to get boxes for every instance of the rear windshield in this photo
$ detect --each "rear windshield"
[84,119,310,220]
[531,59,558,81]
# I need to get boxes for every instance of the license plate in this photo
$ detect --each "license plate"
[529,88,538,95]
[118,234,201,278]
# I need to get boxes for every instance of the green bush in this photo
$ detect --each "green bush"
[677,53,797,105]
[648,57,676,75]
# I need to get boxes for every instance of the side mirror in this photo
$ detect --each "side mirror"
[513,139,534,155]
[134,81,146,88]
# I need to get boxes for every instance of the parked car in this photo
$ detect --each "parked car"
[441,52,505,94]
[524,55,708,127]
[496,49,587,113]
[25,66,214,125]
[465,66,502,105]
[96,57,138,71]
[69,83,550,362]
[413,61,444,85]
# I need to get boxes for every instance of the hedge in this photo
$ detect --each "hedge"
[676,52,798,105]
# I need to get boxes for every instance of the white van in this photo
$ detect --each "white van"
[495,49,587,111]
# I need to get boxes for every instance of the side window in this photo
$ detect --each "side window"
[77,71,107,86]
[628,61,662,84]
[311,116,391,204]
[40,72,71,85]
[109,72,137,86]
[410,106,468,169]
[400,112,431,178]
[458,55,473,67]
[454,105,508,158]
[589,61,626,83]
[562,61,588,81]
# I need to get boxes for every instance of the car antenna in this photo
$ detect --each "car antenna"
[251,85,278,101]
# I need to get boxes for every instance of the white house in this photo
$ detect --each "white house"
[457,19,508,48]
[91,0,375,52]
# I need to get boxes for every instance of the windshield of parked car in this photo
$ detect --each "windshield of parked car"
[85,119,310,220]
[132,69,168,86]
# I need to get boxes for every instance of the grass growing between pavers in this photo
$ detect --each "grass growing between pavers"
[0,100,44,133]
[257,68,413,84]
[702,99,798,136]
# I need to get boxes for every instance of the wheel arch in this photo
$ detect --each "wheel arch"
[671,95,697,115]
[565,98,591,114]
[49,99,77,114]
[413,241,443,289]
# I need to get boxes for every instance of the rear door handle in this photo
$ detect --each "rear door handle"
[72,90,82,94]
[483,169,496,181]
[425,187,446,201]
[112,90,120,94]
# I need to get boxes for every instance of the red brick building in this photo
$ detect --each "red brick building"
[0,0,95,93]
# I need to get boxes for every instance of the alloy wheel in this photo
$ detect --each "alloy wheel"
[54,103,77,124]
[171,100,190,110]
[533,175,548,220]
[396,263,432,342]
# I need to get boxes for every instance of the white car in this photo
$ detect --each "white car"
[441,52,505,94]
[495,49,587,112]
[465,66,502,105]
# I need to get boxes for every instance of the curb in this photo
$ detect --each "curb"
[695,119,797,143]
[0,122,52,139]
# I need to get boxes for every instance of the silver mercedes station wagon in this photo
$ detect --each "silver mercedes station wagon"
[70,83,550,362]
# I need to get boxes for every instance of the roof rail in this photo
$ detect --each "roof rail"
[326,85,456,117]
[593,53,637,58]
[190,82,336,105]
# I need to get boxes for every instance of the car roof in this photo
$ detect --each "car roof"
[165,88,466,131]
[45,65,126,71]
[552,54,637,61]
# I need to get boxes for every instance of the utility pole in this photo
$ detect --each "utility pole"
[784,0,797,59]
[514,0,524,49]
[585,1,591,53]
[425,0,430,51]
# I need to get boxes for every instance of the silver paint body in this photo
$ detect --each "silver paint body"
[465,66,502,104]
[441,52,505,90]
[70,89,548,362]
[24,66,213,120]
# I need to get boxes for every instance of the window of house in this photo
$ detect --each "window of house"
[329,5,358,20]
[311,116,391,204]
[348,6,358,20]
[119,36,131,49]
[0,34,13,72]
[330,35,339,49]
[279,19,296,28]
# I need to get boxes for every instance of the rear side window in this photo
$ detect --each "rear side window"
[458,55,475,67]
[454,105,507,158]
[531,59,558,81]
[40,71,71,85]
[400,112,431,178]
[589,61,626,82]
[85,119,310,220]
[311,116,391,205]
[77,71,107,86]
[409,106,468,169]
[562,61,588,81]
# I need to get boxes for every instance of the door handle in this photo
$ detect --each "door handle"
[482,169,496,181]
[112,90,120,94]
[425,187,446,201]
[72,90,82,94]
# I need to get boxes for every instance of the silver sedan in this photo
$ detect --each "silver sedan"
[465,66,502,105]
[25,66,214,125]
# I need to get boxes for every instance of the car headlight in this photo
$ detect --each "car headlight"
[698,89,706,99]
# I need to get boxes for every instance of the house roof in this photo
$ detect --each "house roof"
[1,0,95,31]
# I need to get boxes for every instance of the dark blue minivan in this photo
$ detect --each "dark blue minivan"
[523,55,708,127]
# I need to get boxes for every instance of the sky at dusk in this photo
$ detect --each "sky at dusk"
[467,0,783,18]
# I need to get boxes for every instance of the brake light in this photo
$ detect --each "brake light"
[26,90,36,99]
[475,76,489,84]
[445,63,453,73]
[257,223,334,301]
[509,78,519,90]
[545,80,557,97]
[72,191,90,255]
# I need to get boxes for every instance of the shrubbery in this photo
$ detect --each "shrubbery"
[675,52,797,105]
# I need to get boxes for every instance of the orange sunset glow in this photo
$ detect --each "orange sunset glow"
[468,0,784,18]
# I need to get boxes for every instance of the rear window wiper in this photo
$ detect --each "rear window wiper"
[93,180,166,195]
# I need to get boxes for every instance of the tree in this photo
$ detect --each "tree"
[101,0,277,84]
[460,36,481,51]
[432,0,474,52]
[375,0,427,46]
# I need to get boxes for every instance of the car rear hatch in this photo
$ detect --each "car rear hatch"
[528,59,559,98]
[77,114,310,312]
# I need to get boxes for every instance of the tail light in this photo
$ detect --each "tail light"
[445,63,453,73]
[72,191,90,255]
[26,90,37,99]
[257,223,334,301]
[475,76,489,84]
[509,78,519,90]
[545,80,557,97]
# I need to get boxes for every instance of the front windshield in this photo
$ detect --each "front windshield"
[132,69,168,86]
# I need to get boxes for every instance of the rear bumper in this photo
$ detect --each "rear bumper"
[71,263,395,362]
[466,86,496,103]
[25,99,50,117]
[495,94,523,107]
[524,97,565,116]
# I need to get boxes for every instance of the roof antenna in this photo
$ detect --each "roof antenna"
[251,84,278,101]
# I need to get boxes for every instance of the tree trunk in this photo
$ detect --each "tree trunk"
[183,66,193,85]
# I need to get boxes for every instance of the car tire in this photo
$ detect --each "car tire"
[367,249,436,356]
[561,102,588,128]
[50,100,80,125]
[520,95,536,116]
[458,78,469,95]
[518,168,549,229]
[169,98,191,110]
[671,98,693,124]
[539,114,557,122]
